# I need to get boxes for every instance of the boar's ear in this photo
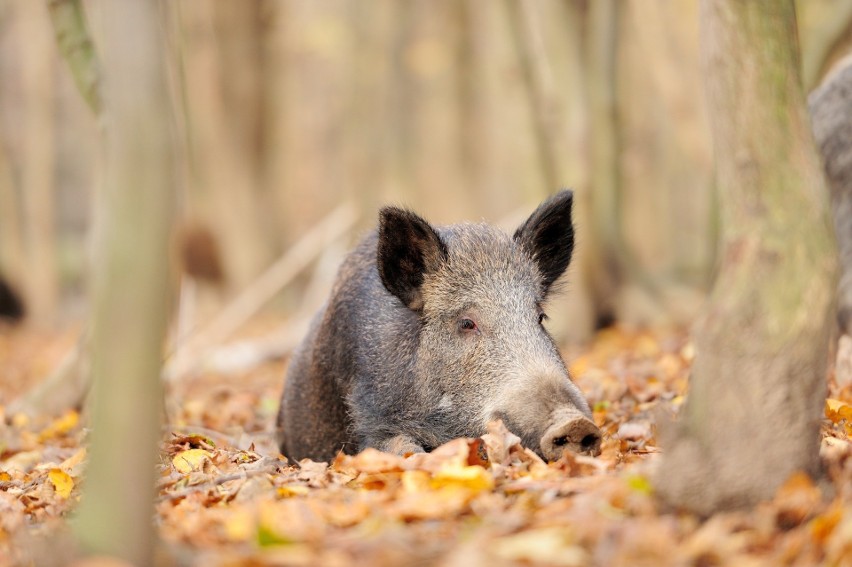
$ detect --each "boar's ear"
[377,207,448,310]
[513,190,575,294]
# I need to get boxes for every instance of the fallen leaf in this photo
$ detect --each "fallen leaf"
[490,527,588,566]
[224,507,255,542]
[59,447,86,474]
[277,484,310,498]
[481,420,522,465]
[401,470,431,493]
[48,468,74,499]
[344,448,405,473]
[391,486,472,521]
[38,411,79,441]
[617,421,652,441]
[432,463,494,492]
[810,503,842,544]
[774,472,822,529]
[626,474,653,495]
[466,438,489,467]
[825,399,852,424]
[172,449,211,474]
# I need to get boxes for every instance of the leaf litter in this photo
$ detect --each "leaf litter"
[1,325,851,566]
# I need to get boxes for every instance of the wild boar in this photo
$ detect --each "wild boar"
[277,190,601,462]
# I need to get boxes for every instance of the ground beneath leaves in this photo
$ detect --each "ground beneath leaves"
[1,324,851,566]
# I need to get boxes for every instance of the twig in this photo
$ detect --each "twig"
[46,0,102,115]
[157,469,273,502]
[199,240,346,374]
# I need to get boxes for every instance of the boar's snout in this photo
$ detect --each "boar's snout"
[540,413,601,460]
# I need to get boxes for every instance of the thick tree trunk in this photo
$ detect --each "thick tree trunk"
[657,0,837,514]
[72,1,174,563]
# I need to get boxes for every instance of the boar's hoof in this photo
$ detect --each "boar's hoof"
[541,417,602,460]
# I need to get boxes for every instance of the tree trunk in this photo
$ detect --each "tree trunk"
[176,1,272,291]
[20,0,58,325]
[585,0,622,327]
[72,1,175,562]
[656,0,837,514]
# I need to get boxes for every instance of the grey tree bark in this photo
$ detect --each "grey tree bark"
[656,0,837,514]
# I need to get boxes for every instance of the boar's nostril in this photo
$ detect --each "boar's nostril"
[580,433,599,451]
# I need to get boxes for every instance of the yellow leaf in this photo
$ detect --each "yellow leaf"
[825,399,852,424]
[401,470,431,493]
[38,411,79,441]
[431,464,494,492]
[626,474,654,495]
[277,484,310,498]
[48,468,74,499]
[224,508,255,542]
[0,471,11,482]
[172,448,210,474]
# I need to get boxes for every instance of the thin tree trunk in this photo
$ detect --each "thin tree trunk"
[72,1,175,562]
[0,141,25,289]
[657,0,837,514]
[177,1,272,290]
[585,0,621,326]
[20,0,58,324]
[507,0,596,342]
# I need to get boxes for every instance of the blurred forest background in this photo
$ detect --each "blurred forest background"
[1,0,852,344]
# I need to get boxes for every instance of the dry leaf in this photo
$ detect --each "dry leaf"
[432,463,494,492]
[774,472,822,528]
[172,449,211,474]
[825,399,852,424]
[48,468,74,499]
[38,411,79,441]
[490,527,588,566]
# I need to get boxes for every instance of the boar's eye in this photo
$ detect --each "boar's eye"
[458,317,479,333]
[538,312,548,325]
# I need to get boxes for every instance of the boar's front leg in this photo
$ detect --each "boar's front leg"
[372,434,426,456]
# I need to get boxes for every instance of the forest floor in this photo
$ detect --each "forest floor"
[1,322,851,566]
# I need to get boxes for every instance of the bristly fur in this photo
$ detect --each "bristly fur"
[276,189,597,462]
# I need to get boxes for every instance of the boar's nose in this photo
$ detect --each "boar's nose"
[540,416,601,460]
